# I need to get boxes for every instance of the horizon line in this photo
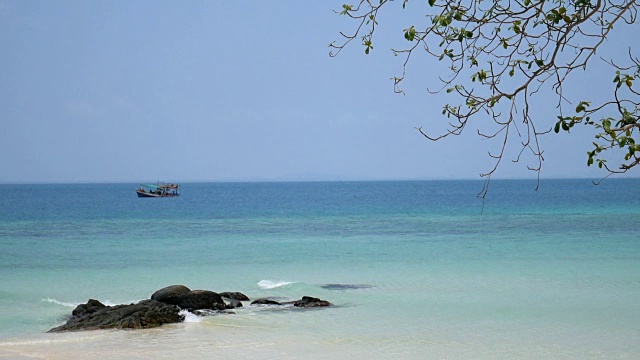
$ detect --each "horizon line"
[1,175,637,185]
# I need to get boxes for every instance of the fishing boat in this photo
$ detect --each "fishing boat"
[136,183,180,198]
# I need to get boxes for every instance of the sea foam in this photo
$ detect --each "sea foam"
[42,298,77,308]
[43,298,144,308]
[257,280,296,290]
[179,309,202,323]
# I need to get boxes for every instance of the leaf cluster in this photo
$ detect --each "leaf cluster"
[555,64,640,172]
[331,0,639,193]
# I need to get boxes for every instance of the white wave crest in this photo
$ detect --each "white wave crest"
[42,298,77,308]
[257,280,296,289]
[43,298,144,308]
[179,309,202,323]
[102,299,144,306]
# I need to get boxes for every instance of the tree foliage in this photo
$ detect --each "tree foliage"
[330,0,639,194]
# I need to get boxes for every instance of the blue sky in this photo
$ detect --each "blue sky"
[0,0,636,183]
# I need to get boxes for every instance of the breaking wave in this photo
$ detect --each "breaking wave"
[42,298,77,308]
[179,309,202,323]
[257,280,296,290]
[43,298,143,308]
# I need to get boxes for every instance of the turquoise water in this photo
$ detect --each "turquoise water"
[0,179,639,359]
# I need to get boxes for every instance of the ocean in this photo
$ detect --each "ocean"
[0,179,639,359]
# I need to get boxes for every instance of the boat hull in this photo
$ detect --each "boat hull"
[136,190,179,198]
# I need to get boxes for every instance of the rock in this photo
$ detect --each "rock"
[251,296,331,308]
[223,298,243,309]
[293,296,331,308]
[48,299,183,332]
[219,292,250,301]
[151,286,226,311]
[71,299,106,318]
[177,290,226,311]
[194,308,236,316]
[250,298,281,306]
[47,285,331,333]
[151,285,191,306]
[320,284,373,290]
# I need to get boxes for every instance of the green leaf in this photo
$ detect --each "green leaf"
[340,4,353,15]
[404,26,416,41]
[428,0,436,6]
[575,101,589,113]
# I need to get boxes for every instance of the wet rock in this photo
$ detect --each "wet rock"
[71,299,107,318]
[151,285,191,306]
[219,292,250,301]
[250,298,281,306]
[194,309,237,316]
[47,285,331,333]
[223,298,243,309]
[48,299,183,332]
[177,290,226,311]
[293,296,331,308]
[321,284,373,290]
[152,286,226,311]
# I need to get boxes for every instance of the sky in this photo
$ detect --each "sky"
[0,0,637,183]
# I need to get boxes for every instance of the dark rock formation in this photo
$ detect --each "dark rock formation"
[177,290,226,311]
[250,296,331,308]
[223,298,243,309]
[71,299,106,318]
[321,284,374,290]
[150,285,191,306]
[293,296,331,308]
[47,285,331,333]
[48,299,183,332]
[151,285,226,311]
[250,298,282,306]
[219,292,250,301]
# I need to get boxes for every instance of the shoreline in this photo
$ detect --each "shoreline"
[2,320,637,360]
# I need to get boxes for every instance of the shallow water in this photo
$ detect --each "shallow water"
[1,180,639,358]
